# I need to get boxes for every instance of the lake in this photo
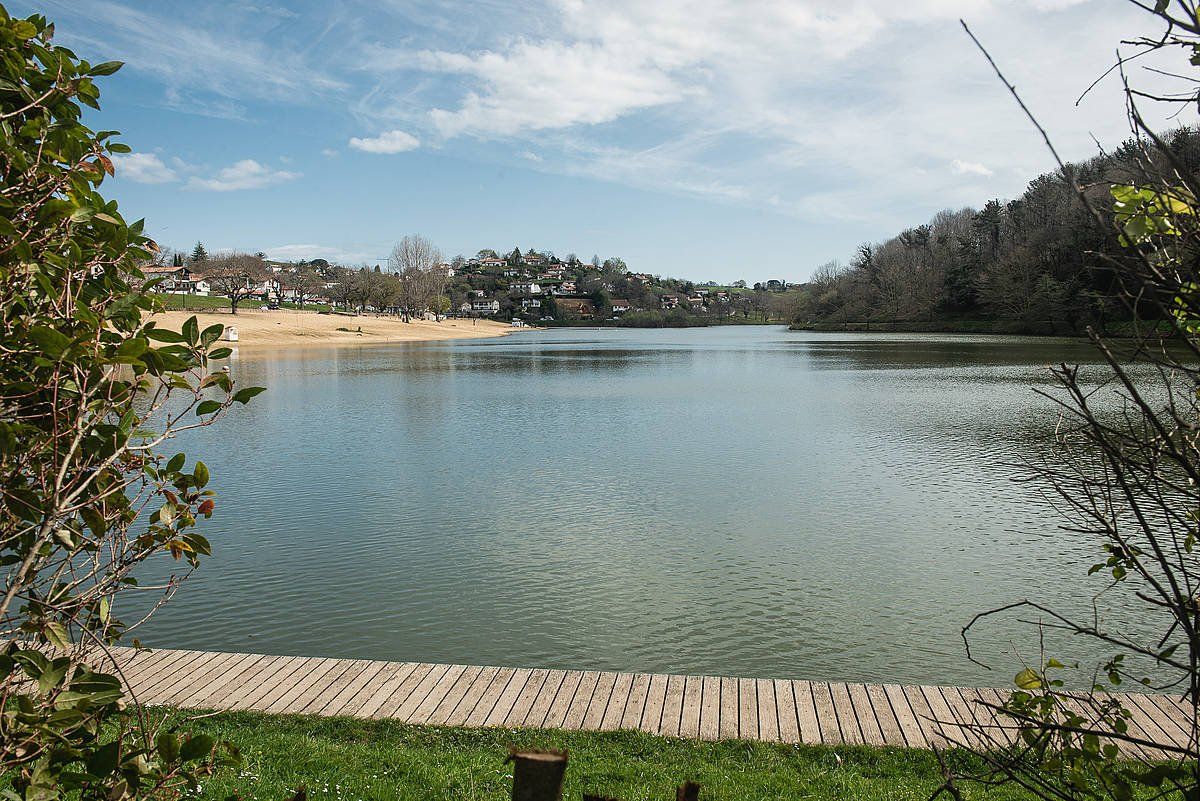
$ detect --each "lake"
[132,325,1150,687]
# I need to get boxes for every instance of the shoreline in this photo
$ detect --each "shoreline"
[150,309,533,350]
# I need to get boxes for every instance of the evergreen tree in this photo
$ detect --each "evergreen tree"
[190,241,208,263]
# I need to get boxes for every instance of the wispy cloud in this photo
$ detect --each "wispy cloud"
[112,152,178,184]
[187,159,300,192]
[951,159,994,177]
[263,243,384,263]
[348,129,420,153]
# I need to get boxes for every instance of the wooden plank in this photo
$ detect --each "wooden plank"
[773,679,800,743]
[183,652,273,709]
[756,679,779,742]
[884,684,928,748]
[791,681,821,744]
[113,647,177,689]
[582,672,618,731]
[864,684,907,747]
[152,649,230,696]
[407,664,469,724]
[659,674,686,737]
[228,655,311,711]
[679,676,703,739]
[358,662,428,718]
[936,686,987,750]
[736,677,758,740]
[390,664,456,722]
[266,657,347,714]
[846,683,885,746]
[484,669,534,726]
[503,668,548,728]
[217,654,297,709]
[171,651,260,707]
[973,687,1018,747]
[699,676,722,740]
[718,676,739,740]
[426,666,487,725]
[811,682,843,745]
[907,685,949,748]
[258,657,343,713]
[1141,693,1194,749]
[600,673,635,731]
[639,673,668,734]
[273,658,356,714]
[311,659,389,716]
[456,666,513,729]
[518,669,566,729]
[828,683,863,745]
[126,649,198,696]
[561,671,600,730]
[423,664,479,724]
[620,674,651,731]
[542,670,584,730]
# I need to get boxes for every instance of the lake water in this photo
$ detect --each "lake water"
[132,325,1150,687]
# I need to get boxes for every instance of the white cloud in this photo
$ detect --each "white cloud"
[186,159,300,192]
[362,0,1180,222]
[321,148,340,157]
[262,243,382,263]
[421,40,686,137]
[951,159,994,177]
[348,129,420,153]
[112,152,178,184]
[519,150,543,162]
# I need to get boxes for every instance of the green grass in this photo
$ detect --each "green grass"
[153,294,332,313]
[167,710,1048,801]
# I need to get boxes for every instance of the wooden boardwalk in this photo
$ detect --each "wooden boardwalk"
[97,646,1192,756]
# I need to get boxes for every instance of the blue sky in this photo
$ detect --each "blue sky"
[12,0,1184,282]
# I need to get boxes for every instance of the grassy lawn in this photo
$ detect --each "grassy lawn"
[170,710,1050,801]
[152,294,332,313]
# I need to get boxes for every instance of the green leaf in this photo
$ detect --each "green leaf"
[195,400,221,416]
[87,741,120,777]
[232,386,266,404]
[88,60,123,76]
[1014,668,1042,690]
[182,315,199,345]
[144,327,185,343]
[209,347,233,360]
[156,732,180,763]
[194,461,209,489]
[179,733,214,762]
[44,621,71,650]
[28,326,71,358]
[166,453,186,473]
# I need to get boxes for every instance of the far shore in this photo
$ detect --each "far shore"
[150,308,532,350]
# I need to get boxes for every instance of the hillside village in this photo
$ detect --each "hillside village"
[142,244,797,325]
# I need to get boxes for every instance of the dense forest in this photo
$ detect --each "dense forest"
[786,126,1200,334]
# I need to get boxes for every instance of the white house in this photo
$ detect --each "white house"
[511,282,542,295]
[469,297,501,314]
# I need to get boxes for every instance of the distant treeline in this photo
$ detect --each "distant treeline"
[787,126,1200,335]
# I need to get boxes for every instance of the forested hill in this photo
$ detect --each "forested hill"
[787,126,1200,335]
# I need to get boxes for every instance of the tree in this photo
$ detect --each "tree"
[0,10,257,799]
[940,12,1200,801]
[201,253,268,314]
[172,251,183,267]
[389,234,443,321]
[189,241,208,264]
[279,264,325,309]
[509,246,522,265]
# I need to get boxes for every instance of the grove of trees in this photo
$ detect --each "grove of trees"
[789,127,1200,334]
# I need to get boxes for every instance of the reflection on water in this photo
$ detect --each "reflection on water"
[128,327,1155,686]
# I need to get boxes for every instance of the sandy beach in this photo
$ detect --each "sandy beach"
[150,309,526,349]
